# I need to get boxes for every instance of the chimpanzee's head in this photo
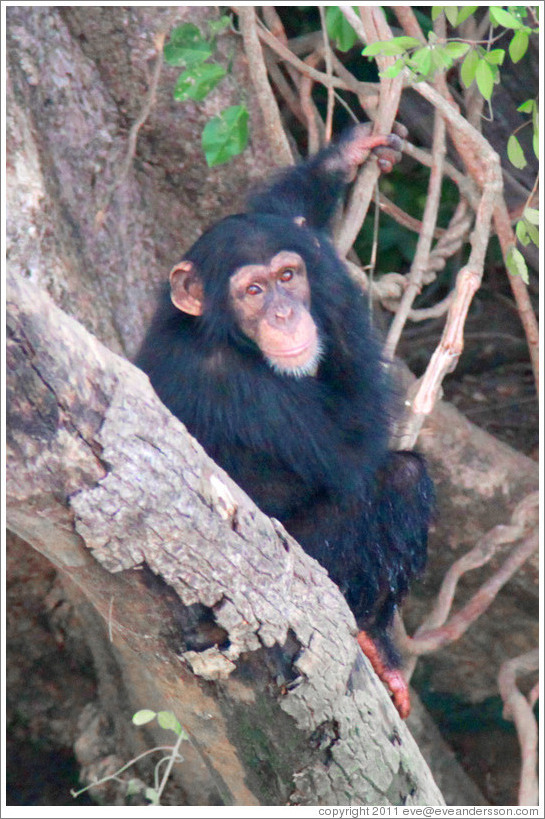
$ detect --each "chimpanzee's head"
[168,214,331,377]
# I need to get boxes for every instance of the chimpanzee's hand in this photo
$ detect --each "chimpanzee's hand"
[339,122,407,175]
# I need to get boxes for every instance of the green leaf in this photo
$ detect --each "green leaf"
[325,6,357,52]
[444,6,459,27]
[515,219,530,245]
[383,59,407,78]
[489,7,522,29]
[169,23,200,44]
[509,29,529,63]
[126,779,144,796]
[164,24,212,67]
[533,128,539,159]
[507,134,527,169]
[460,49,479,87]
[485,48,505,65]
[145,788,160,805]
[364,37,420,58]
[383,59,406,78]
[157,711,183,734]
[443,41,470,59]
[456,6,478,25]
[391,36,422,49]
[202,105,249,167]
[365,40,412,56]
[132,709,156,725]
[208,15,231,37]
[475,58,494,99]
[362,40,388,57]
[431,7,444,22]
[517,98,535,113]
[523,207,539,225]
[173,62,226,102]
[525,222,539,247]
[430,47,453,72]
[506,245,529,283]
[410,47,433,76]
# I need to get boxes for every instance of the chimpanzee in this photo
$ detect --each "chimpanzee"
[136,124,434,718]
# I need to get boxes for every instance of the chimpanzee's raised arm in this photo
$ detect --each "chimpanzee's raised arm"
[247,123,405,231]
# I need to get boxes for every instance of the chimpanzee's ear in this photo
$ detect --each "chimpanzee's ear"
[170,260,204,316]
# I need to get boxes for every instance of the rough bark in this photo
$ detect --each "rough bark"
[6,4,277,359]
[7,271,444,806]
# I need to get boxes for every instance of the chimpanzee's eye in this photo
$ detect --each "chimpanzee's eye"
[246,283,263,296]
[279,269,295,282]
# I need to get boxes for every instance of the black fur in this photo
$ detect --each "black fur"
[136,130,434,666]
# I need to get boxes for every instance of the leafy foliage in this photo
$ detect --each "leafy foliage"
[164,16,249,166]
[72,709,188,805]
[202,105,250,167]
[325,6,358,52]
[506,244,530,284]
[359,7,539,288]
[164,23,214,67]
[363,6,537,101]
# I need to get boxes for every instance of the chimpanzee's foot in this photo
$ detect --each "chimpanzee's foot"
[356,630,411,719]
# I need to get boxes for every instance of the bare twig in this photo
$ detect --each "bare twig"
[403,295,453,322]
[493,204,539,393]
[498,650,539,806]
[318,6,335,143]
[260,24,380,118]
[404,529,538,672]
[384,106,446,360]
[300,52,324,155]
[403,141,480,210]
[427,200,472,265]
[392,6,427,43]
[237,7,293,166]
[329,52,380,118]
[382,291,454,323]
[378,193,445,238]
[257,20,355,93]
[265,57,307,128]
[96,32,165,226]
[400,136,501,443]
[405,517,537,665]
[414,81,496,175]
[262,7,312,134]
[336,7,404,256]
[406,266,481,432]
[260,5,288,44]
[380,201,471,319]
[339,6,370,45]
[416,84,538,393]
[411,493,539,644]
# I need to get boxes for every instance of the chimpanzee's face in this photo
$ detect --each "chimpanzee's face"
[228,251,322,377]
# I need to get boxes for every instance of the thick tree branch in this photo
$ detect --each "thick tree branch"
[6,271,444,807]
